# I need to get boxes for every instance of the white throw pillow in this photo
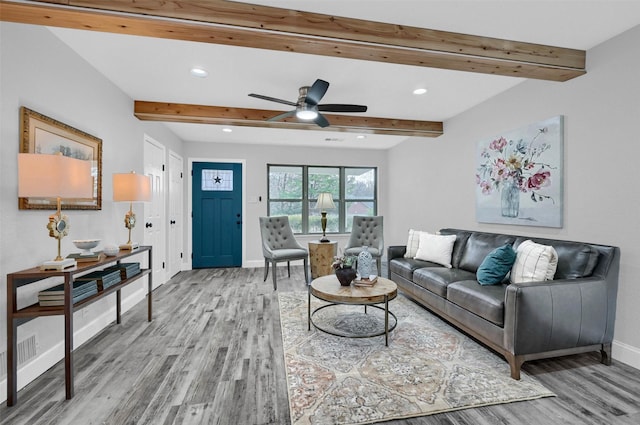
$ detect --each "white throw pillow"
[414,233,457,268]
[404,229,427,258]
[510,240,558,283]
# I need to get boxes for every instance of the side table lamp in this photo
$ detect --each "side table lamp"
[315,192,336,243]
[18,153,93,270]
[113,171,151,250]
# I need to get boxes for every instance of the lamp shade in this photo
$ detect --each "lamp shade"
[315,192,336,210]
[18,153,93,199]
[113,172,151,202]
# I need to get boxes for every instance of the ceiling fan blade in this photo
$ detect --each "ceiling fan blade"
[305,79,329,106]
[318,104,368,113]
[314,113,330,128]
[267,110,296,122]
[249,93,297,107]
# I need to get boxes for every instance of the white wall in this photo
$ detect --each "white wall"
[183,141,388,267]
[388,24,640,369]
[0,22,183,402]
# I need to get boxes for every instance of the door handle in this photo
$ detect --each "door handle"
[145,222,153,228]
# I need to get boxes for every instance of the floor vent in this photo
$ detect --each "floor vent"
[0,334,38,377]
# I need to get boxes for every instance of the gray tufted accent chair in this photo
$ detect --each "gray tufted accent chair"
[344,216,384,276]
[259,216,309,290]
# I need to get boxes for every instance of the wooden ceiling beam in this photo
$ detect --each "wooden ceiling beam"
[134,101,444,138]
[0,1,586,81]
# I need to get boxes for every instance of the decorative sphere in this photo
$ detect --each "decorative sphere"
[103,244,120,256]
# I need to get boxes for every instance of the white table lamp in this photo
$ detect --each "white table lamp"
[18,153,94,270]
[113,172,151,250]
[315,192,336,243]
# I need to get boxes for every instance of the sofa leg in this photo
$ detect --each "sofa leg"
[505,353,524,380]
[601,343,612,366]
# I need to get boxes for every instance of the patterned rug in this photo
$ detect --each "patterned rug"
[278,291,554,425]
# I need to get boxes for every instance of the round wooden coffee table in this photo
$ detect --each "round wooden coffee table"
[308,274,398,346]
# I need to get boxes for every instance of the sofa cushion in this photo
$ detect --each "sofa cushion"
[551,242,598,279]
[510,240,558,283]
[415,233,457,268]
[477,244,517,285]
[414,268,477,297]
[438,229,472,269]
[458,233,517,273]
[447,281,507,327]
[389,258,440,281]
[513,237,599,279]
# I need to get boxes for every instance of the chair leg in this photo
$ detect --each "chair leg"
[303,258,309,284]
[287,261,291,277]
[263,259,269,282]
[272,260,278,290]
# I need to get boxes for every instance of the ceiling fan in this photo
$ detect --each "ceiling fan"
[248,79,367,128]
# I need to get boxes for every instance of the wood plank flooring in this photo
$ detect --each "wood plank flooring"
[1,266,639,424]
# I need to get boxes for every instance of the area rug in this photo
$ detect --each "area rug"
[278,291,554,425]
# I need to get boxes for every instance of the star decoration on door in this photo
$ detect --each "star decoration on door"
[202,169,233,191]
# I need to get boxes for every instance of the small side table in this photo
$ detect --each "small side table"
[308,240,338,279]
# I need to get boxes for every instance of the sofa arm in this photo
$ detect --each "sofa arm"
[387,246,406,279]
[388,245,406,260]
[503,277,615,355]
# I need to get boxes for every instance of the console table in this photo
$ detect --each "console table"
[5,246,152,406]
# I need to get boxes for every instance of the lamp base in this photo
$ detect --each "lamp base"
[40,258,77,271]
[119,242,139,250]
[319,237,331,243]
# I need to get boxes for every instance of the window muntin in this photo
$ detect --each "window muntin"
[268,165,377,235]
[268,166,303,232]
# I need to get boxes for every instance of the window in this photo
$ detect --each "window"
[268,165,377,235]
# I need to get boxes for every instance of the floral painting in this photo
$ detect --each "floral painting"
[476,116,563,227]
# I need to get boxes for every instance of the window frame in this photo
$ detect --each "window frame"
[267,164,378,235]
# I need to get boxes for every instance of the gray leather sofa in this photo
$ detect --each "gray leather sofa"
[388,228,620,379]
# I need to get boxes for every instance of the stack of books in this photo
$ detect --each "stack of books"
[66,252,106,263]
[38,280,98,307]
[104,262,141,280]
[75,269,122,290]
[353,275,378,287]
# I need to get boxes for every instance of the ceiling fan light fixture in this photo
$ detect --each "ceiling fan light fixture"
[296,103,318,120]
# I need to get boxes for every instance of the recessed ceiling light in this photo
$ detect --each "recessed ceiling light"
[190,67,208,78]
[356,135,366,139]
[413,88,428,95]
[222,127,232,133]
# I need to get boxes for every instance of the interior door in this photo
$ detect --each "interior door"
[144,135,166,287]
[168,150,184,278]
[192,162,242,268]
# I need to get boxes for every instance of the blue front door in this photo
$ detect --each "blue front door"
[192,162,242,268]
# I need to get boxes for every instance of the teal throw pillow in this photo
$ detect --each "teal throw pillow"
[476,244,517,286]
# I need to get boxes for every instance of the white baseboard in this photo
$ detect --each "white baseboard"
[613,339,640,370]
[0,286,148,404]
[245,259,308,269]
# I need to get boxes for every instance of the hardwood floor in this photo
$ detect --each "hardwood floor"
[2,266,639,425]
